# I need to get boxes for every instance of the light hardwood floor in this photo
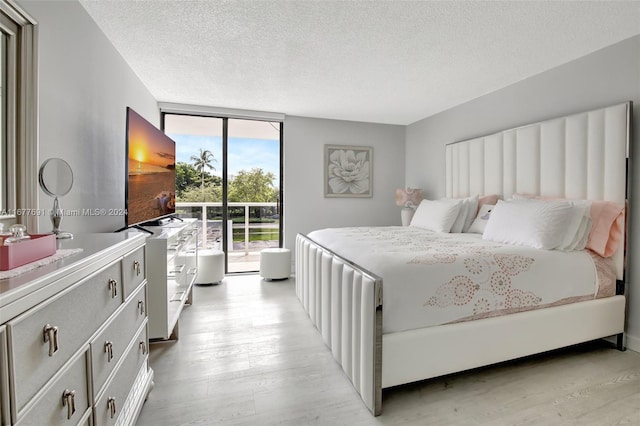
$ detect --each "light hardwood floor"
[136,275,640,426]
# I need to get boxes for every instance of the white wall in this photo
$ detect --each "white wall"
[406,35,640,352]
[18,0,159,234]
[284,116,405,251]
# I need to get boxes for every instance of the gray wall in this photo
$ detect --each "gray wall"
[284,116,405,251]
[19,0,159,234]
[406,35,640,351]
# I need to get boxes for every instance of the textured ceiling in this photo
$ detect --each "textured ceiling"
[79,0,640,125]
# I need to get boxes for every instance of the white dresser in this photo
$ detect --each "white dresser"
[0,233,153,425]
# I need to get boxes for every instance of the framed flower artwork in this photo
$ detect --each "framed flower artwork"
[324,144,373,198]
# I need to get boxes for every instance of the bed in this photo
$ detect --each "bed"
[295,102,631,416]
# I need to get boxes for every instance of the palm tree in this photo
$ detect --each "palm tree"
[190,148,217,198]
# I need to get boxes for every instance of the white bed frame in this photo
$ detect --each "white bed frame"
[295,102,631,416]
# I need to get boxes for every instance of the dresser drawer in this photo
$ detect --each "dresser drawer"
[175,232,197,288]
[122,246,145,300]
[7,261,123,414]
[91,284,147,397]
[94,324,148,426]
[15,351,90,425]
[0,325,9,426]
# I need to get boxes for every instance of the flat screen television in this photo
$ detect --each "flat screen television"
[125,107,176,227]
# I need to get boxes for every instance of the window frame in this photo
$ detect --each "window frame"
[0,0,38,232]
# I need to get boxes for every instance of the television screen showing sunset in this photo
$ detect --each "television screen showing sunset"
[126,107,176,225]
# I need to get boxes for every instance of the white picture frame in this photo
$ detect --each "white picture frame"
[324,144,372,198]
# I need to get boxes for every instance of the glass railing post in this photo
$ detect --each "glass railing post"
[201,204,207,250]
[244,205,249,256]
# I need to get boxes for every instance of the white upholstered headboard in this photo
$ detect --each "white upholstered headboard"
[446,102,631,280]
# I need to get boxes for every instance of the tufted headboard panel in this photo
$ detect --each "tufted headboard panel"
[446,102,631,279]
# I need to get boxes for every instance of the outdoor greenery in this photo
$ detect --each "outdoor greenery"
[176,151,279,216]
[228,168,277,203]
[232,228,280,242]
[190,148,217,197]
[173,150,280,246]
[176,162,221,198]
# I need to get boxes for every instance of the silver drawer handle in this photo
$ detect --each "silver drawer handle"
[138,300,145,316]
[107,397,117,419]
[104,341,114,362]
[62,389,76,420]
[139,340,147,355]
[133,260,141,276]
[43,324,59,357]
[108,278,118,298]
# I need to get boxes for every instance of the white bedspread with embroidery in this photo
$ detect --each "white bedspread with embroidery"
[307,226,615,334]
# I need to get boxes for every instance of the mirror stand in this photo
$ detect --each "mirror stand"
[39,158,74,239]
[50,196,73,239]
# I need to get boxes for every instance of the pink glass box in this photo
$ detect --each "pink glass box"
[0,234,57,271]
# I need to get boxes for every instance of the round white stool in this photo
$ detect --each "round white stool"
[259,248,291,280]
[197,249,224,284]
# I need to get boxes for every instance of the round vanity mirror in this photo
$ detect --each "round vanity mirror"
[39,158,73,197]
[38,158,74,239]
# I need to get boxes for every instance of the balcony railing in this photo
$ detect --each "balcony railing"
[174,202,280,257]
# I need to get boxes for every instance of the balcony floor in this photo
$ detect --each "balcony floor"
[201,240,279,274]
[228,252,261,273]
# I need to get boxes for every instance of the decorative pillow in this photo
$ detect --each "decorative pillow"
[587,201,625,257]
[477,194,499,214]
[482,199,575,249]
[450,195,479,233]
[466,204,495,234]
[410,199,463,233]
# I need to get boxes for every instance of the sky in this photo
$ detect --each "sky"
[128,108,175,168]
[168,133,280,186]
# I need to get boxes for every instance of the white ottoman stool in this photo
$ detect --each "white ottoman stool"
[260,248,291,280]
[197,249,224,284]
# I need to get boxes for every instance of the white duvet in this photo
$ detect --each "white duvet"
[308,226,615,334]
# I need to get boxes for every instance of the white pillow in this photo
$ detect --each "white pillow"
[410,199,463,233]
[508,196,593,251]
[450,195,479,233]
[482,199,575,249]
[557,200,592,251]
[462,195,479,232]
[569,214,592,250]
[467,204,495,234]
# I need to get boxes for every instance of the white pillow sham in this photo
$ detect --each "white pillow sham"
[411,199,463,233]
[450,195,479,233]
[509,194,593,252]
[557,200,592,251]
[467,204,495,234]
[482,199,575,249]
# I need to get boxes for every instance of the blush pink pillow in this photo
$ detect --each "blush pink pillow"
[587,201,625,258]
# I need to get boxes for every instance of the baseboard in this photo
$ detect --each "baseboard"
[625,333,640,353]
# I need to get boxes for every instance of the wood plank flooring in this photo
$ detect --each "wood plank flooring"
[136,275,640,425]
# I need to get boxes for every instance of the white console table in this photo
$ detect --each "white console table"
[141,219,198,341]
[0,232,152,425]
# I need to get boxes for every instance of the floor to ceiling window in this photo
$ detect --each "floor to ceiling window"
[163,112,283,274]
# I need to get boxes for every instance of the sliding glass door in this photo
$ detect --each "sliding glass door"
[163,113,282,273]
